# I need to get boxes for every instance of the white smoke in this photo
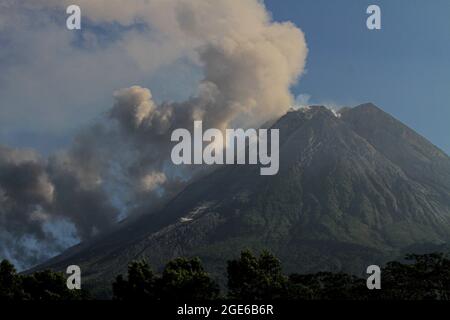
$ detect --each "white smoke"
[291,94,344,118]
[0,0,308,268]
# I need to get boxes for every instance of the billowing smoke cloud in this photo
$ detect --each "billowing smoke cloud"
[0,0,308,268]
[0,146,53,237]
[0,143,118,268]
[0,146,60,268]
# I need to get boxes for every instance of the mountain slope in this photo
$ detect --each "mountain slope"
[34,103,450,294]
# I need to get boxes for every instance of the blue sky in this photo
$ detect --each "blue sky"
[265,0,450,153]
[1,1,449,154]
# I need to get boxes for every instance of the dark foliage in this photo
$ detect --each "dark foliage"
[0,259,88,300]
[113,258,219,301]
[159,257,220,300]
[227,250,288,300]
[2,251,450,300]
[112,260,158,300]
[378,253,450,300]
[287,272,367,300]
[0,260,23,300]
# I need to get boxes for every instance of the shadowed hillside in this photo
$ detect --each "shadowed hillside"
[32,104,450,297]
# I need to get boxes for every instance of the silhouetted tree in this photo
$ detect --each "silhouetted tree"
[159,257,220,300]
[4,252,450,301]
[0,259,87,301]
[381,253,450,300]
[21,270,87,300]
[287,272,367,300]
[113,260,157,300]
[227,250,288,300]
[0,260,24,300]
[113,257,219,300]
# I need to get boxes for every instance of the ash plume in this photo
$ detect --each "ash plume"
[0,0,308,268]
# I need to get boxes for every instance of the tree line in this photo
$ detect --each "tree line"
[1,250,450,300]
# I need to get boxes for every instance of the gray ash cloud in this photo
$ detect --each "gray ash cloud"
[0,0,308,269]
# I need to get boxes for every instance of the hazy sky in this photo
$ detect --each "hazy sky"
[0,0,449,154]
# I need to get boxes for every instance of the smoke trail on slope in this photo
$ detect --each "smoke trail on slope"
[0,0,308,268]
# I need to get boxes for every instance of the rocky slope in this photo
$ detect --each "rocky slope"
[34,103,450,295]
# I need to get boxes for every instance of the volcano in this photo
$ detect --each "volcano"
[34,103,450,294]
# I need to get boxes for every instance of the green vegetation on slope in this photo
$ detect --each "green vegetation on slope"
[2,250,450,300]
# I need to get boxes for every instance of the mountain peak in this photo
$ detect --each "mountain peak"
[285,105,341,120]
[338,102,381,116]
[34,104,450,294]
[354,102,380,110]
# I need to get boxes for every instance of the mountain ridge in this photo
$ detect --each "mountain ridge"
[31,103,450,296]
